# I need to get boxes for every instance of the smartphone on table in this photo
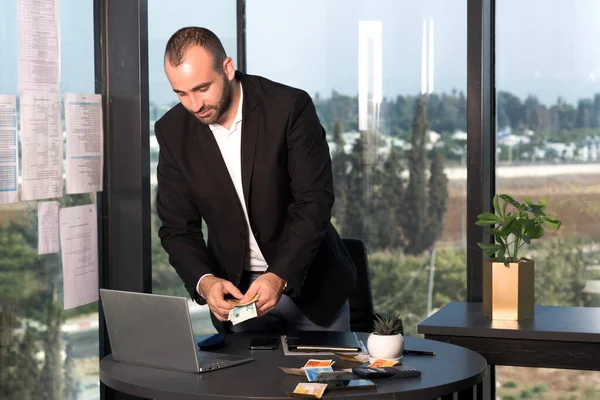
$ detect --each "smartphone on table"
[249,337,280,350]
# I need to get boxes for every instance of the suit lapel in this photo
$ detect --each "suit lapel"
[240,73,259,212]
[189,72,259,217]
[193,121,239,201]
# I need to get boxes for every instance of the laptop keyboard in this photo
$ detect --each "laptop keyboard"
[197,356,229,370]
[197,354,245,371]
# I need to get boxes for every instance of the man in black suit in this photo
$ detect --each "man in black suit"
[155,27,356,333]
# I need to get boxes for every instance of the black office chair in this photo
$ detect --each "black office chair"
[342,238,375,333]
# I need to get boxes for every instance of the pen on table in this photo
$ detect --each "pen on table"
[403,349,436,356]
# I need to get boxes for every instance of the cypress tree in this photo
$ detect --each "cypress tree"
[343,133,366,240]
[333,120,345,152]
[331,120,348,233]
[403,96,429,254]
[377,145,405,249]
[425,150,449,247]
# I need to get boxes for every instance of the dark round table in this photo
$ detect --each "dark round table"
[100,333,487,399]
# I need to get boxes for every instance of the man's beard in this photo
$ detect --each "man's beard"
[192,74,232,125]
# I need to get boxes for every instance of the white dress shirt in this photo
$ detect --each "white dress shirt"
[196,83,268,296]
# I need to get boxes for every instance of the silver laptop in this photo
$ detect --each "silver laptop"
[99,289,253,373]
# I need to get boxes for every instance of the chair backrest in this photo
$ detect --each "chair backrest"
[342,238,375,333]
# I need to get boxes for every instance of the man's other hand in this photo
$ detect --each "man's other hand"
[240,273,285,316]
[199,276,244,321]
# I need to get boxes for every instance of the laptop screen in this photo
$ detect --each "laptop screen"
[100,289,200,373]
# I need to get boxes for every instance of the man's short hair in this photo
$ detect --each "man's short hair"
[164,27,227,70]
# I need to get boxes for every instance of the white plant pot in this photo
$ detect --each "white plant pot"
[367,333,404,360]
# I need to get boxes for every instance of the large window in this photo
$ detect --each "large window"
[496,0,600,397]
[247,0,467,335]
[0,1,99,399]
[148,0,237,334]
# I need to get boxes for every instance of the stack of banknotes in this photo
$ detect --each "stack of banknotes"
[227,294,260,325]
[280,359,353,382]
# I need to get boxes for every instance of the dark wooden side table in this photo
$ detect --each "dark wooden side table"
[418,301,600,398]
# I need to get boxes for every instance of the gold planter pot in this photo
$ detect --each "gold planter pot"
[483,258,534,320]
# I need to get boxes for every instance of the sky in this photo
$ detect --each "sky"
[2,0,600,107]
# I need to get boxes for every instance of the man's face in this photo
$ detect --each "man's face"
[164,45,234,125]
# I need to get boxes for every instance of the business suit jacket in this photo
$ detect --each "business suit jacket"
[155,71,356,327]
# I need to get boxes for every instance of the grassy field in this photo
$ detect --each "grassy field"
[441,172,600,245]
[496,366,600,400]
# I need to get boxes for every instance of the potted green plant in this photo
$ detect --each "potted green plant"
[476,194,562,320]
[366,312,404,360]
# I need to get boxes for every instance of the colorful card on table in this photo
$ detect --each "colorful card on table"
[304,366,334,382]
[287,382,328,399]
[367,359,400,368]
[303,359,334,368]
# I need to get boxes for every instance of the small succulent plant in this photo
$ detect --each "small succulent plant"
[373,312,404,336]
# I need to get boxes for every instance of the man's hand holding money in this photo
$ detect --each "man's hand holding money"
[199,276,244,322]
[238,272,286,316]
